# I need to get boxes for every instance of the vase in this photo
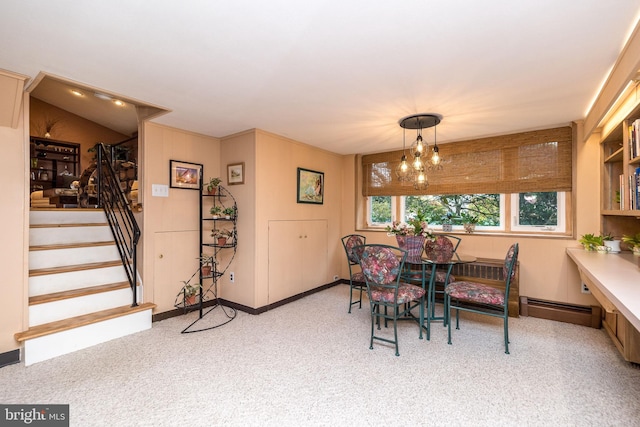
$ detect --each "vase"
[217,237,227,246]
[201,265,212,276]
[463,223,476,234]
[395,235,425,258]
[185,295,197,306]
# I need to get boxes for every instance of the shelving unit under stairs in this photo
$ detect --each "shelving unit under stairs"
[15,208,155,365]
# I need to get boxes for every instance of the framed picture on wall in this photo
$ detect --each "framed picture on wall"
[227,162,245,185]
[169,160,202,190]
[297,167,324,204]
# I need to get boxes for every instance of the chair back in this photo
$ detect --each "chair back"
[503,243,519,298]
[341,234,366,265]
[424,235,458,263]
[354,244,407,288]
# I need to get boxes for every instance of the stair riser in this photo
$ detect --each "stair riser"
[30,226,113,246]
[29,245,121,269]
[29,266,129,297]
[30,209,106,225]
[29,287,141,326]
[22,309,153,366]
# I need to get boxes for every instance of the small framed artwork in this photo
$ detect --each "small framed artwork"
[227,162,245,185]
[169,160,202,190]
[297,167,324,204]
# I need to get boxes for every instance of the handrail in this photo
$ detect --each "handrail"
[95,143,140,307]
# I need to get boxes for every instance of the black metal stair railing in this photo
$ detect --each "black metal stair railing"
[95,143,140,307]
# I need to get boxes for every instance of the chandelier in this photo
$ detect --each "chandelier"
[397,113,443,190]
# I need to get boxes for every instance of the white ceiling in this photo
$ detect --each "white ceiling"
[2,1,640,155]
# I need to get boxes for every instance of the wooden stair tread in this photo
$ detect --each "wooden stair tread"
[30,241,115,251]
[29,281,136,305]
[30,260,126,277]
[30,207,102,212]
[15,303,156,342]
[30,222,108,229]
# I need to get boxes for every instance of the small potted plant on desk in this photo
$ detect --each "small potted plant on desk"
[579,233,605,252]
[212,228,233,246]
[460,212,479,234]
[622,233,640,255]
[198,253,214,276]
[206,177,222,195]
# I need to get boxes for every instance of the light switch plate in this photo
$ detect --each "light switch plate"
[152,184,169,197]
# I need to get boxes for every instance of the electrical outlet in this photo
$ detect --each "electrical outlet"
[229,272,234,283]
[581,282,591,294]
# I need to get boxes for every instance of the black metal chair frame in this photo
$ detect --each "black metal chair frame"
[341,234,367,313]
[446,243,519,354]
[355,244,425,356]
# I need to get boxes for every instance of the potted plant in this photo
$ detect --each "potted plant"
[460,212,479,234]
[579,233,604,251]
[206,177,222,194]
[622,233,640,255]
[385,209,435,257]
[602,233,621,253]
[197,253,214,276]
[223,206,235,219]
[212,228,233,246]
[442,214,453,232]
[180,280,202,306]
[210,205,222,218]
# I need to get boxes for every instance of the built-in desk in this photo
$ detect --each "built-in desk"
[567,248,640,363]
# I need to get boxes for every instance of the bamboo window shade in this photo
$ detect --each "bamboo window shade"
[362,126,572,196]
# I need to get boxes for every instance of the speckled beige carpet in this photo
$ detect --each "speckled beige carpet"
[2,284,640,426]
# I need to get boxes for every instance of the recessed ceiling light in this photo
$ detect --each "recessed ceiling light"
[94,92,112,101]
[70,89,84,97]
[112,99,125,107]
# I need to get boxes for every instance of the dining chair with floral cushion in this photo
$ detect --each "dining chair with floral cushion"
[354,244,426,356]
[445,243,519,354]
[341,234,367,313]
[423,234,462,321]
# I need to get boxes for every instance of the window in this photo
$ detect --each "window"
[365,192,568,235]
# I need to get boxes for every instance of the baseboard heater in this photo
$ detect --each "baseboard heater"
[519,296,601,328]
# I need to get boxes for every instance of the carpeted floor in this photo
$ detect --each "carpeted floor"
[2,284,640,426]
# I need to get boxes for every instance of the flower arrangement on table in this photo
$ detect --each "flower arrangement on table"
[385,210,435,257]
[385,209,435,240]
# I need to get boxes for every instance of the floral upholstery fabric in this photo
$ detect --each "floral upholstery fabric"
[445,281,505,305]
[345,235,365,263]
[504,244,518,279]
[370,283,426,304]
[351,271,366,282]
[359,246,401,285]
[424,236,454,263]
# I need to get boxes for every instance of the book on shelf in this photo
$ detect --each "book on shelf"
[620,174,625,210]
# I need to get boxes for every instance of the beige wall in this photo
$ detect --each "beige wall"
[141,122,221,312]
[0,93,28,354]
[218,130,256,307]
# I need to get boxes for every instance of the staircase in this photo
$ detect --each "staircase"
[15,208,155,365]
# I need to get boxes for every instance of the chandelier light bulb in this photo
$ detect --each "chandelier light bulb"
[431,147,441,165]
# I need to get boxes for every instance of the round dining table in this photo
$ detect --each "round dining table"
[403,253,477,340]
